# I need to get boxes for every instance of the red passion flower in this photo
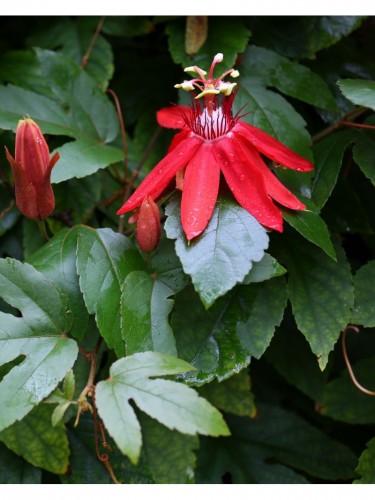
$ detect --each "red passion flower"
[117,53,314,242]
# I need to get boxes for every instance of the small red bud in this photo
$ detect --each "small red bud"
[136,196,161,252]
[5,118,60,219]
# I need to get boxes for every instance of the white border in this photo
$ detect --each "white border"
[1,0,375,16]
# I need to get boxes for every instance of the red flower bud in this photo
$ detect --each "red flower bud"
[5,118,60,219]
[135,196,161,252]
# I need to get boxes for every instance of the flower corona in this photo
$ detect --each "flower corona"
[118,53,314,243]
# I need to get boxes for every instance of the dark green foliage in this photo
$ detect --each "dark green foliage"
[0,15,374,484]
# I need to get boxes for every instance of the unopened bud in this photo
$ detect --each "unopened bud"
[136,196,161,252]
[5,118,60,219]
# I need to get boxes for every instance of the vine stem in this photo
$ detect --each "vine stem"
[37,219,49,241]
[312,106,369,143]
[342,325,375,397]
[74,337,103,426]
[81,17,106,69]
[107,88,128,182]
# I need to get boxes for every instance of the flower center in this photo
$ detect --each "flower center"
[187,94,236,140]
[175,53,240,140]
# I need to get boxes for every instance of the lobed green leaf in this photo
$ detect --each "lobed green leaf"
[354,438,375,483]
[165,195,269,308]
[75,227,145,356]
[96,351,230,464]
[172,278,287,383]
[0,259,78,432]
[0,404,70,474]
[240,45,337,111]
[196,403,357,483]
[279,236,353,369]
[352,260,375,327]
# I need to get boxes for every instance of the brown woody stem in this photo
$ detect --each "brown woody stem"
[107,88,128,182]
[342,325,375,397]
[81,17,106,69]
[312,106,369,143]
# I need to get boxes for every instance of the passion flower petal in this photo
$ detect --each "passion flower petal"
[234,135,306,210]
[234,121,314,172]
[157,106,191,129]
[216,136,283,232]
[117,134,202,214]
[181,142,221,240]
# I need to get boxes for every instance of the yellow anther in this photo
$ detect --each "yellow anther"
[184,66,207,76]
[230,70,240,78]
[219,82,237,96]
[195,89,220,99]
[174,81,195,91]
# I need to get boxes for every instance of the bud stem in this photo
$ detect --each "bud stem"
[37,218,50,241]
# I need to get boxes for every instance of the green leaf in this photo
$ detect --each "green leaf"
[166,17,250,71]
[235,78,313,159]
[311,129,358,209]
[198,370,257,418]
[0,49,123,182]
[248,16,364,59]
[197,404,357,483]
[354,438,375,483]
[95,351,230,464]
[241,45,337,111]
[150,238,190,294]
[279,236,353,369]
[35,48,117,142]
[120,239,188,356]
[75,227,145,356]
[140,413,199,484]
[338,79,375,111]
[282,199,337,260]
[172,278,287,383]
[352,132,375,186]
[0,259,78,432]
[0,50,48,95]
[165,195,269,308]
[28,17,114,89]
[51,138,124,184]
[0,404,70,474]
[319,357,375,424]
[352,261,375,327]
[242,252,286,285]
[28,228,89,341]
[0,442,41,483]
[121,270,177,356]
[45,370,76,426]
